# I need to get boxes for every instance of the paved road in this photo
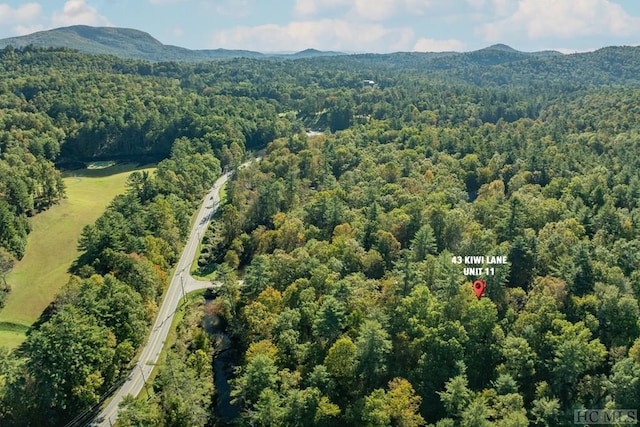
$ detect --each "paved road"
[91,169,235,427]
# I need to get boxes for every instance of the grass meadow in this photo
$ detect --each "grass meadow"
[0,163,154,350]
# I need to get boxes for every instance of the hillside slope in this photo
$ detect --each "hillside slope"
[0,25,344,61]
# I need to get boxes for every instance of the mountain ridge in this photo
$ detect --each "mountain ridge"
[0,25,346,61]
[0,25,566,62]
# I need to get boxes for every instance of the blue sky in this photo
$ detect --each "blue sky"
[1,0,639,53]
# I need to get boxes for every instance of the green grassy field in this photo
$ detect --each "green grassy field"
[0,322,29,350]
[0,164,154,351]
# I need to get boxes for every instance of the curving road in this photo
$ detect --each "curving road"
[91,168,236,427]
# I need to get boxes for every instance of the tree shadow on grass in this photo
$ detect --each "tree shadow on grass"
[193,262,218,280]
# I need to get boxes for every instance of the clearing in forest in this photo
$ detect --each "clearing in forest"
[0,163,155,350]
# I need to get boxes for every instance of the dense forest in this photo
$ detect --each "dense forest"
[1,44,640,426]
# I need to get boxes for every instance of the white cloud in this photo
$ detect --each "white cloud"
[170,26,184,37]
[0,3,44,36]
[210,19,416,52]
[0,2,42,24]
[479,0,640,42]
[294,0,432,21]
[149,0,187,4]
[294,0,346,17]
[0,0,112,37]
[467,0,486,8]
[490,0,512,16]
[413,37,465,52]
[545,46,595,54]
[52,0,110,27]
[214,0,251,17]
[352,0,396,21]
[13,24,45,35]
[405,0,433,14]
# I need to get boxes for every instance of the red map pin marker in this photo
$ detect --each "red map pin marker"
[473,280,486,299]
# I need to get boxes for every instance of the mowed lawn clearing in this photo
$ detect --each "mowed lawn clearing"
[0,164,154,350]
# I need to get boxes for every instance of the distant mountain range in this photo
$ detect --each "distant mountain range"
[0,26,349,61]
[0,25,563,63]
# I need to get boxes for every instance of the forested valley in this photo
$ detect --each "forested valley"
[1,44,640,426]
